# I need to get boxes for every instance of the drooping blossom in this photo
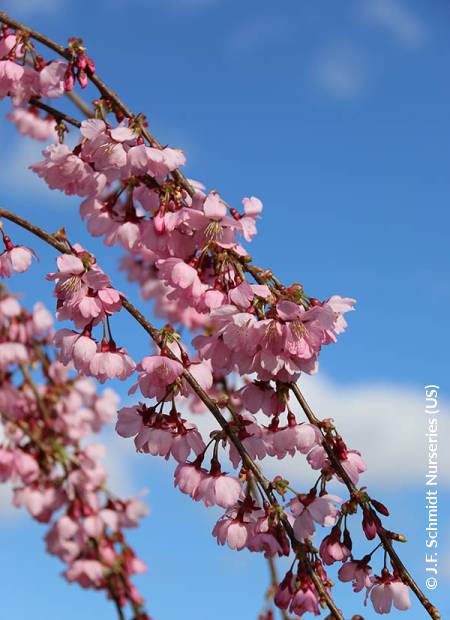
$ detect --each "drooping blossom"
[369,571,411,614]
[288,491,342,542]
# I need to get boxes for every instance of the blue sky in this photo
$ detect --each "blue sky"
[0,0,448,619]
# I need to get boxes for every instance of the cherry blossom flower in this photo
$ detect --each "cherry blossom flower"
[132,355,184,401]
[64,559,105,588]
[369,571,411,614]
[289,492,342,542]
[7,108,58,141]
[319,526,352,565]
[0,233,36,278]
[338,559,372,593]
[116,403,205,461]
[89,339,135,383]
[195,469,243,509]
[213,511,255,550]
[174,461,208,499]
[31,143,106,197]
[0,59,25,100]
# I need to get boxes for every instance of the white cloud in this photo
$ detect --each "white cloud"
[280,375,450,488]
[360,0,427,49]
[100,428,148,497]
[0,138,46,193]
[192,375,450,488]
[0,137,72,207]
[313,44,368,100]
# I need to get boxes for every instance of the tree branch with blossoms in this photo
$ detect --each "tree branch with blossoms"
[0,287,150,620]
[0,208,344,619]
[0,9,441,620]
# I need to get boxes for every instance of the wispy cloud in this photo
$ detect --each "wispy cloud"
[278,375,450,488]
[313,43,369,100]
[193,374,450,488]
[0,136,72,207]
[360,0,427,49]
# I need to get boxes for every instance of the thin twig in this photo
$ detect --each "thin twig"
[290,384,441,620]
[28,96,82,128]
[247,477,289,620]
[66,89,95,118]
[0,10,194,196]
[19,362,52,423]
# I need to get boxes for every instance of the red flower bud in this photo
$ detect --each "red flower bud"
[371,498,390,516]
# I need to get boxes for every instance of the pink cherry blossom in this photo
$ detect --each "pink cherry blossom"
[369,574,411,614]
[196,471,243,509]
[270,421,319,459]
[338,559,372,593]
[319,526,352,565]
[156,258,206,300]
[274,571,295,610]
[64,559,105,588]
[54,328,97,372]
[240,382,279,417]
[289,492,341,542]
[80,119,135,179]
[132,355,184,401]
[13,485,66,522]
[0,243,36,277]
[213,514,253,551]
[7,108,58,141]
[174,461,207,499]
[116,403,205,461]
[0,59,25,100]
[89,340,135,383]
[31,143,106,197]
[38,61,67,98]
[0,342,29,369]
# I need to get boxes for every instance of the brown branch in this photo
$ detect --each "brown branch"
[290,384,441,620]
[28,96,82,128]
[247,477,289,620]
[19,362,52,423]
[0,207,344,619]
[65,90,95,118]
[0,10,194,197]
[1,363,139,620]
[110,590,126,620]
[0,12,439,618]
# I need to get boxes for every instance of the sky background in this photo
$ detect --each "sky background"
[0,0,449,619]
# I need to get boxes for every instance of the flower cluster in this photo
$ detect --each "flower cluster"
[0,289,150,618]
[0,13,423,620]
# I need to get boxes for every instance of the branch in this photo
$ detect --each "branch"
[65,90,95,118]
[0,206,344,620]
[290,384,441,620]
[0,10,194,196]
[247,477,289,620]
[1,362,140,620]
[0,11,439,618]
[19,362,52,423]
[28,96,82,128]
